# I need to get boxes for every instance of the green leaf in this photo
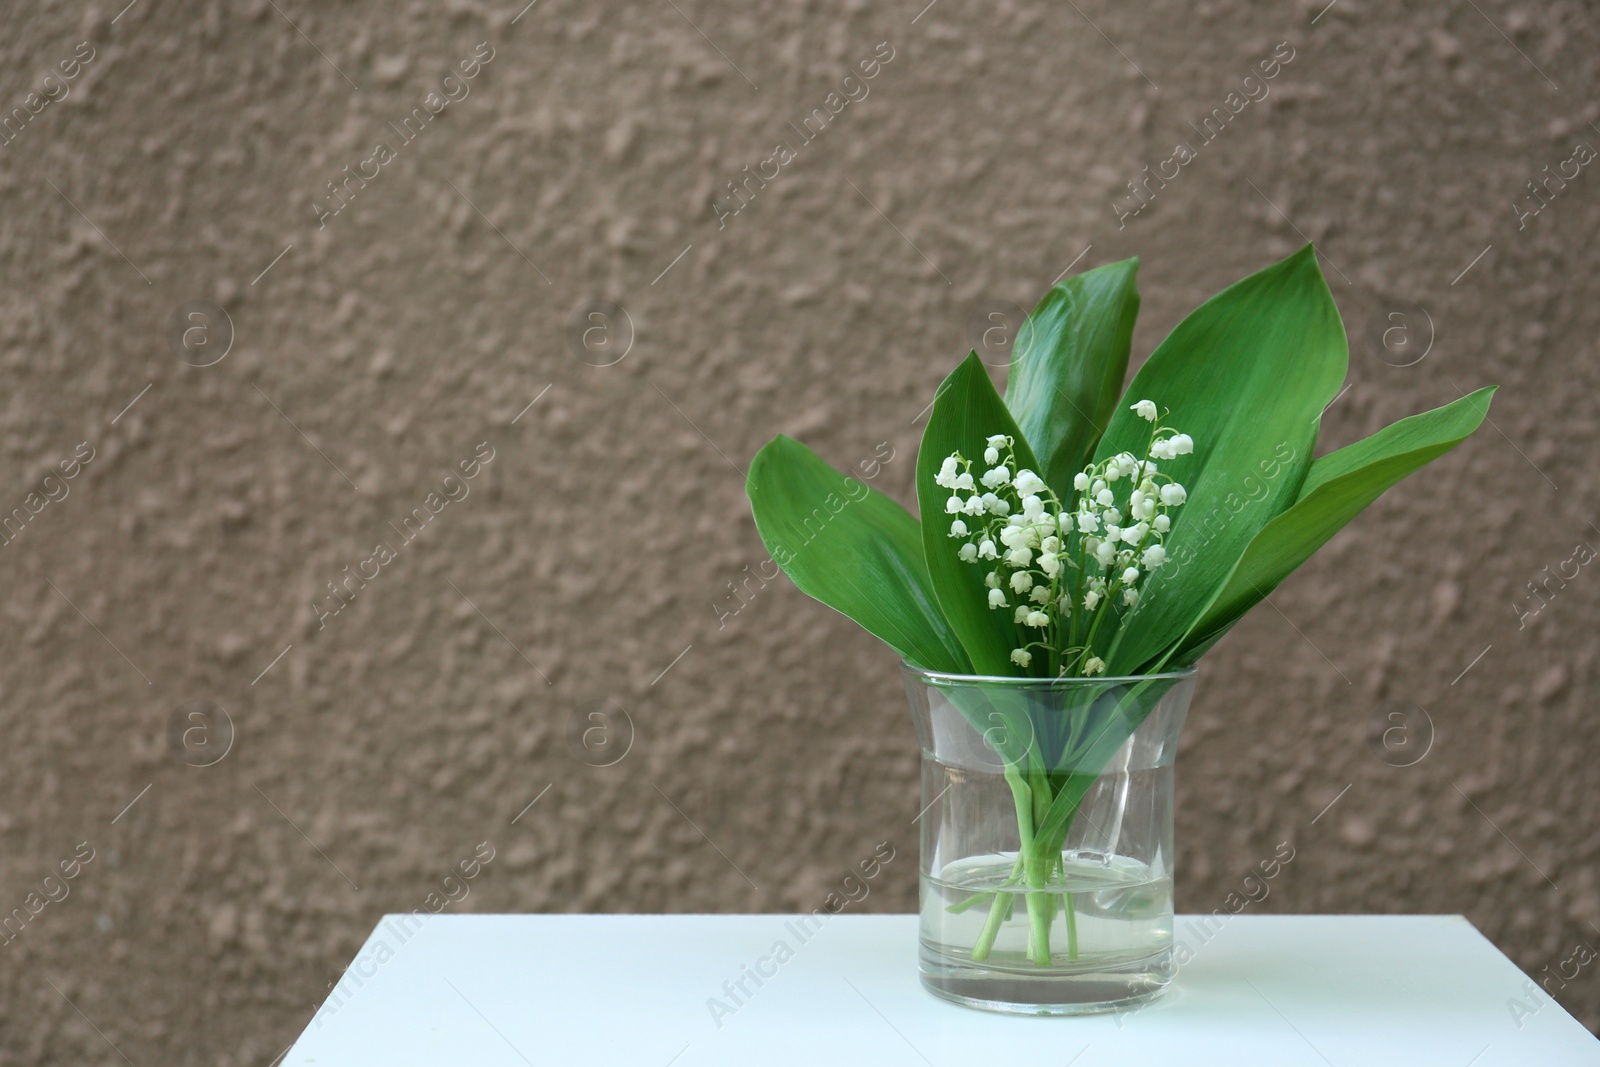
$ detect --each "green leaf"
[1159,387,1496,666]
[746,435,971,673]
[1096,246,1349,673]
[1005,258,1141,497]
[1294,388,1496,499]
[917,353,1043,675]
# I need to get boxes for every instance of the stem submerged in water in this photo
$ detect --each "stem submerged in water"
[949,853,1024,915]
[1063,887,1079,960]
[964,761,1087,967]
[973,761,1057,966]
[963,854,1023,961]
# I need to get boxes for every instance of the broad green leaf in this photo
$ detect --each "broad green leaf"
[747,435,971,673]
[917,353,1043,675]
[1005,258,1141,497]
[1157,387,1496,667]
[1096,246,1348,673]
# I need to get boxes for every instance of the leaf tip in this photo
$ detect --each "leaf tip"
[748,434,798,488]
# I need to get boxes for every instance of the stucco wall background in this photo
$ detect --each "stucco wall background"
[0,0,1596,1059]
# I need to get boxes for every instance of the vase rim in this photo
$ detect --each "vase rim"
[900,660,1198,686]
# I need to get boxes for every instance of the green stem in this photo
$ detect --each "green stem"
[948,854,1023,914]
[971,772,1036,961]
[1069,533,1093,655]
[1063,886,1079,960]
[1023,880,1051,965]
[970,880,1011,961]
[1003,760,1053,966]
[1033,778,1084,963]
[1028,763,1051,829]
[1080,583,1121,664]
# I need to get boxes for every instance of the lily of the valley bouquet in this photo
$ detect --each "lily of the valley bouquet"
[745,247,1493,1012]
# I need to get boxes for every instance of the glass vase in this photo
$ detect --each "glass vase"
[904,662,1197,1016]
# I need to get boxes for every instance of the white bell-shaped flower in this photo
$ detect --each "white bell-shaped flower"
[981,465,1011,488]
[1013,470,1046,496]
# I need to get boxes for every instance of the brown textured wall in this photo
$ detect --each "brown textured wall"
[0,0,1596,1059]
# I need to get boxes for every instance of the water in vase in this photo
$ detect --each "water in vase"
[919,850,1174,1015]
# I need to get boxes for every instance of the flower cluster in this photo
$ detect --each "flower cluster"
[936,399,1193,676]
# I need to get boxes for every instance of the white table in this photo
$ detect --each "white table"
[285,914,1597,1066]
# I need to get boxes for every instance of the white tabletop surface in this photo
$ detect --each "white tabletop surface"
[285,914,1597,1066]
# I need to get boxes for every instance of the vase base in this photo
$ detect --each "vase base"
[918,945,1172,1016]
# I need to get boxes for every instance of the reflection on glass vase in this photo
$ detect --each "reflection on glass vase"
[905,663,1197,1016]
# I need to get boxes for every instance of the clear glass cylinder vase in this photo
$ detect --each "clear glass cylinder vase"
[905,663,1197,1016]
